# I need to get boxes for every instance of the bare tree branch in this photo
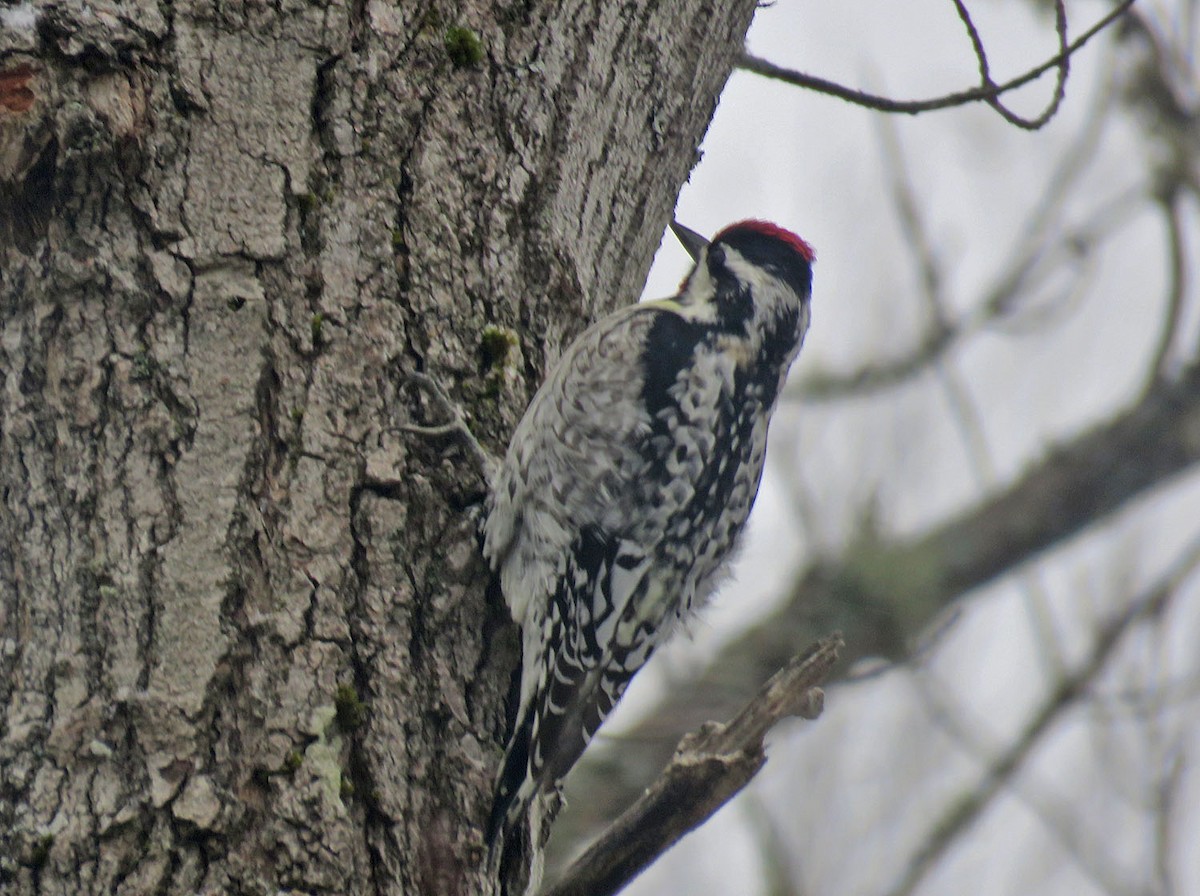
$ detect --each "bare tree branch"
[788,70,1134,405]
[950,0,1070,130]
[886,535,1200,896]
[1145,188,1189,387]
[908,633,1156,896]
[874,108,1073,683]
[790,187,1143,402]
[541,635,843,896]
[739,0,1136,127]
[1152,748,1184,896]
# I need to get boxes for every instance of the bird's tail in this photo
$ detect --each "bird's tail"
[489,803,545,896]
[487,704,546,895]
[486,702,536,848]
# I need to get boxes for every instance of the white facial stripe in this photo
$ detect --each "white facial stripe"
[673,251,719,324]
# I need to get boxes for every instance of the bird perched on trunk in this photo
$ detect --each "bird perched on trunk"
[482,219,816,884]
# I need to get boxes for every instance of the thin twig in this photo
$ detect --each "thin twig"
[787,58,1130,405]
[739,0,1135,129]
[949,0,1071,129]
[877,109,1068,680]
[876,113,949,326]
[541,634,843,896]
[1145,189,1188,388]
[976,66,1120,322]
[910,665,1139,893]
[885,535,1200,896]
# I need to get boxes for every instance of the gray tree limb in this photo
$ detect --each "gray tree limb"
[888,535,1200,896]
[542,635,842,896]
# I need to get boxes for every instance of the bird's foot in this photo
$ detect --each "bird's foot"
[399,371,497,479]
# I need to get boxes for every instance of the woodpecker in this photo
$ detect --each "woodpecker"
[483,219,815,870]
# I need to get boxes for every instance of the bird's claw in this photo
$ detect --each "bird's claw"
[400,371,496,479]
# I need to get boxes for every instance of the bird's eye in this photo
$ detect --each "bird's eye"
[707,244,725,268]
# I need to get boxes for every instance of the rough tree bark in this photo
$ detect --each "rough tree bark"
[0,1,759,893]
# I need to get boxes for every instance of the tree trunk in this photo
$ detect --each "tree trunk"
[0,1,756,893]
